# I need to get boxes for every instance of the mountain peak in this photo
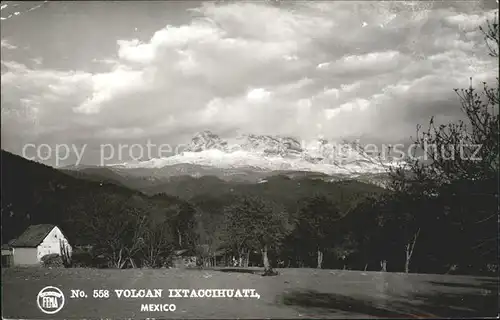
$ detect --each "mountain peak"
[237,134,303,157]
[184,131,228,152]
[122,130,389,175]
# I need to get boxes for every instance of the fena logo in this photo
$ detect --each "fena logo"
[37,286,65,314]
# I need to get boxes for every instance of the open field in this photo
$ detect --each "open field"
[2,267,498,319]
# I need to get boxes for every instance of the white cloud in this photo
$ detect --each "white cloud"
[117,39,156,64]
[117,22,225,65]
[92,58,119,66]
[325,98,370,120]
[444,9,498,32]
[99,127,145,139]
[246,88,271,102]
[340,82,362,93]
[1,1,498,163]
[1,39,17,50]
[327,51,406,75]
[75,66,150,114]
[31,57,43,66]
[317,62,330,69]
[322,88,340,99]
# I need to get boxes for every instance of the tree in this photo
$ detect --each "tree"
[379,192,424,273]
[190,194,230,267]
[140,221,175,268]
[480,11,499,58]
[344,196,385,271]
[221,195,290,274]
[169,202,197,251]
[195,212,226,267]
[295,195,342,269]
[330,232,358,270]
[384,12,499,274]
[59,239,72,268]
[67,192,150,268]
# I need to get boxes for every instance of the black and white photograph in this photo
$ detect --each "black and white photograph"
[1,0,499,318]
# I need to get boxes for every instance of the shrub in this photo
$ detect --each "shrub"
[41,253,64,268]
[70,251,94,268]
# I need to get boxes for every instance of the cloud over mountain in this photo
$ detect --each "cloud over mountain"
[1,1,498,165]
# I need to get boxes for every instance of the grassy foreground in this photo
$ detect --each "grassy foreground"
[2,267,498,319]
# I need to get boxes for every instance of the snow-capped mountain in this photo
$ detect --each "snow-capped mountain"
[185,130,229,152]
[110,130,393,177]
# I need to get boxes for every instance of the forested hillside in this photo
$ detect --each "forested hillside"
[3,144,497,275]
[1,150,195,268]
[1,149,384,269]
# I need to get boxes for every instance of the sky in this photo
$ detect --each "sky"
[1,0,498,166]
